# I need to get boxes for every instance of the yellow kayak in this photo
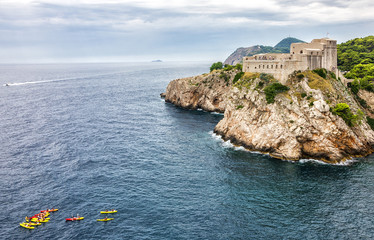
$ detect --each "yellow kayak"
[100,210,117,214]
[20,223,34,229]
[97,218,114,221]
[31,218,49,223]
[26,222,41,226]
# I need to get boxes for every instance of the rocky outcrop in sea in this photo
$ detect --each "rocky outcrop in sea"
[162,69,374,163]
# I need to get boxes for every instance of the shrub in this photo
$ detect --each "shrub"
[233,72,244,84]
[219,72,229,82]
[312,68,327,79]
[332,103,362,127]
[236,105,244,110]
[350,79,360,94]
[367,117,374,131]
[223,64,233,71]
[210,62,223,72]
[296,73,304,80]
[329,71,337,79]
[235,63,243,71]
[256,81,264,89]
[259,73,273,82]
[301,92,307,98]
[264,82,290,104]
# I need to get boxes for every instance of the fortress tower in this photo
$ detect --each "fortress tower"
[242,38,337,83]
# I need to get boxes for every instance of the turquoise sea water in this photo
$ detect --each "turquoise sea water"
[1,62,374,239]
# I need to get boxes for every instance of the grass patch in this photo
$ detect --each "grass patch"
[305,71,334,93]
[233,72,259,90]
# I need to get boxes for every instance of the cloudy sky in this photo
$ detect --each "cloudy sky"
[0,0,373,63]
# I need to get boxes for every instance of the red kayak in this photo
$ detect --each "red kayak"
[66,217,84,221]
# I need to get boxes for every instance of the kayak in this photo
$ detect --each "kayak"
[32,212,49,218]
[27,222,41,226]
[66,217,84,221]
[30,218,49,223]
[20,223,34,229]
[100,210,117,214]
[41,208,58,213]
[97,218,114,221]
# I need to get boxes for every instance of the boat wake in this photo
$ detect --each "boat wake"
[3,71,123,87]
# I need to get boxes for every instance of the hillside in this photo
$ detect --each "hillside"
[337,35,374,72]
[224,37,304,65]
[274,37,305,48]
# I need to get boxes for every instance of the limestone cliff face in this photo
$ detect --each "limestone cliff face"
[163,69,374,163]
[164,70,238,112]
[358,90,374,118]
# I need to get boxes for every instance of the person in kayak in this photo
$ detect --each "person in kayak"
[25,216,29,222]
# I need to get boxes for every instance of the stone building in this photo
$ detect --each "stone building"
[242,38,337,83]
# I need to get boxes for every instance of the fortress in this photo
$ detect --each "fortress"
[242,38,337,83]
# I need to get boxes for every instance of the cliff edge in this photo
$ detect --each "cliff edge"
[162,69,374,163]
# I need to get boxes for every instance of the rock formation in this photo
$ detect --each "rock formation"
[163,68,374,163]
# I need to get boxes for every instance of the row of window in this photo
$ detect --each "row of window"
[253,64,283,70]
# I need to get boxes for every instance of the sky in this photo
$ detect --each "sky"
[0,0,373,63]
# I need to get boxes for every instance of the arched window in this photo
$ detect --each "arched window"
[280,65,283,69]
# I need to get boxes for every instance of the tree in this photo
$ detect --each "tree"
[210,62,223,72]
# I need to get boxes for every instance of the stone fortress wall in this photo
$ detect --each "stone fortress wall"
[242,38,337,83]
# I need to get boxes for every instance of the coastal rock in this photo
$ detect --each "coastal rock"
[162,70,374,163]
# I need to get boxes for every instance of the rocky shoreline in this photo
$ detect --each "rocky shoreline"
[162,69,374,163]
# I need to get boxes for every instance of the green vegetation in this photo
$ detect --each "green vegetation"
[223,64,233,71]
[345,62,374,79]
[219,72,229,82]
[235,63,243,71]
[236,105,244,110]
[332,103,364,127]
[312,68,327,79]
[296,73,304,80]
[367,117,374,130]
[233,72,259,90]
[301,92,307,98]
[233,72,244,84]
[210,62,223,72]
[264,82,290,104]
[337,36,374,72]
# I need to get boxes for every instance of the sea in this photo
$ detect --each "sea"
[1,62,374,239]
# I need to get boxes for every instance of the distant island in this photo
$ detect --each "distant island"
[152,60,163,62]
[162,36,374,164]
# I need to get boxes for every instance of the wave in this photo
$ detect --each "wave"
[209,131,355,166]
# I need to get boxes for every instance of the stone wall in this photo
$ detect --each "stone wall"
[243,38,338,83]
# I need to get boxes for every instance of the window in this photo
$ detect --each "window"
[300,50,303,54]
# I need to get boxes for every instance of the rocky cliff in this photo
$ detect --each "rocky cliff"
[163,69,374,164]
